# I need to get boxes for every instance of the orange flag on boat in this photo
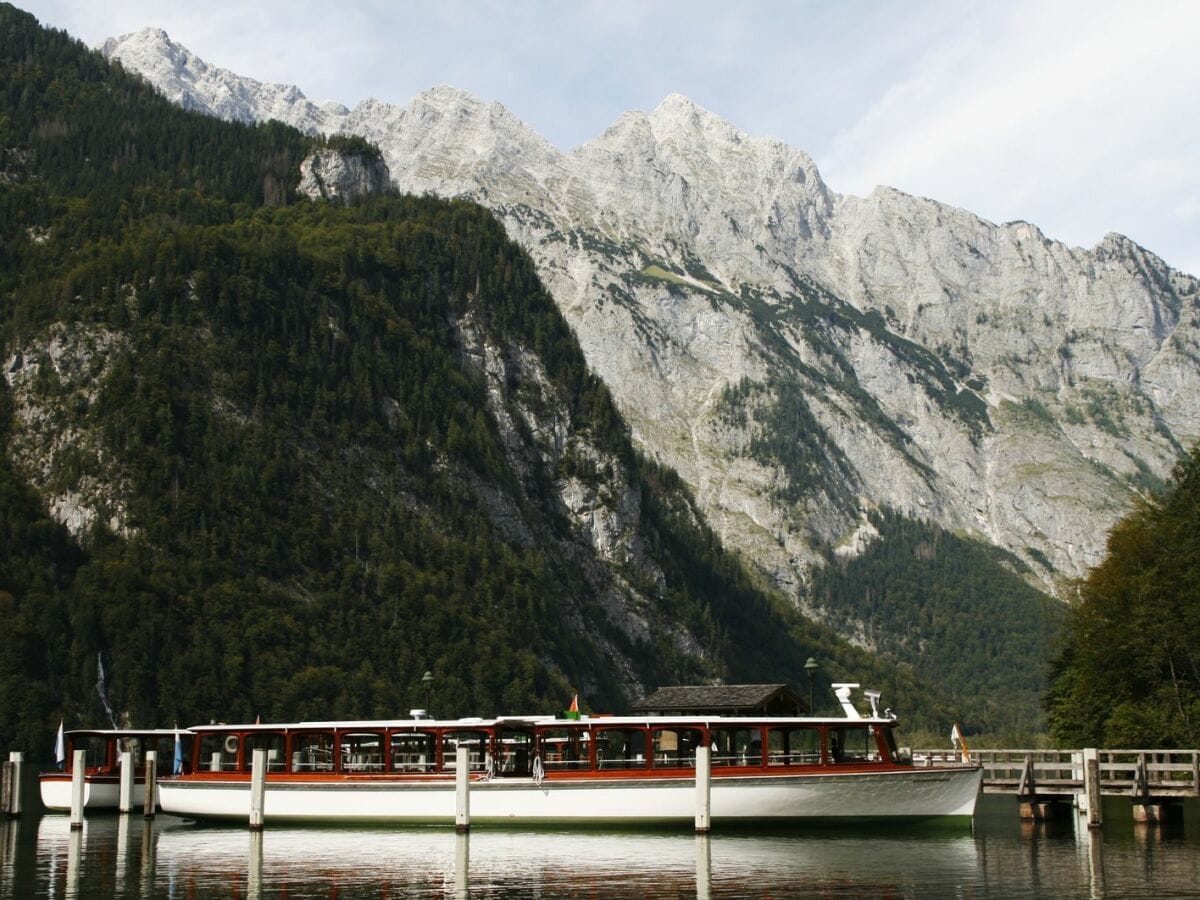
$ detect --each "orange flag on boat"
[566,694,580,720]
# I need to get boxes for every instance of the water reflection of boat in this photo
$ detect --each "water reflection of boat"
[151,825,982,897]
[159,685,981,826]
[40,729,183,811]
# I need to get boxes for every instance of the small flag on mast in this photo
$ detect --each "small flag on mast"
[172,725,183,775]
[950,722,972,764]
[54,719,65,770]
[566,694,580,720]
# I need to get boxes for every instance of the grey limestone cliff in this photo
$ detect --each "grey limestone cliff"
[102,28,1200,615]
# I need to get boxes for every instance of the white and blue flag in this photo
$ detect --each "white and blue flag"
[172,727,183,775]
[54,719,65,769]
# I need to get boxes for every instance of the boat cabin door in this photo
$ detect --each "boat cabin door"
[496,727,533,777]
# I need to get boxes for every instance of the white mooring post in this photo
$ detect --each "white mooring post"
[6,752,23,817]
[455,746,470,832]
[118,750,134,814]
[695,745,712,833]
[69,749,86,829]
[1083,747,1102,828]
[249,748,267,830]
[143,750,157,819]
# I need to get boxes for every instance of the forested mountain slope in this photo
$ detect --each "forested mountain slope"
[0,4,953,756]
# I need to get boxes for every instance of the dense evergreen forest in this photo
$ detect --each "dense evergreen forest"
[1045,448,1200,748]
[808,511,1064,737]
[0,4,955,758]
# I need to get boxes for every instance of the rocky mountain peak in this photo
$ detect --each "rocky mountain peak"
[101,27,1200,607]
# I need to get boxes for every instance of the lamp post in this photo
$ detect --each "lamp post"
[804,657,819,715]
[421,670,434,716]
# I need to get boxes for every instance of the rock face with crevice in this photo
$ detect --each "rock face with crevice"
[103,28,1200,610]
[297,148,390,202]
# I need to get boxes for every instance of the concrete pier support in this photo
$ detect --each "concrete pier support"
[119,750,134,813]
[455,746,470,832]
[249,748,267,830]
[694,745,711,833]
[69,749,86,829]
[143,751,157,819]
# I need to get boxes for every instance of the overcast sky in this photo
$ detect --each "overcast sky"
[18,0,1200,276]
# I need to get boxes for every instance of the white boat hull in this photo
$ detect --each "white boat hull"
[158,766,981,826]
[40,776,157,812]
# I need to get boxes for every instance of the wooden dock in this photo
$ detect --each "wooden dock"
[914,748,1200,826]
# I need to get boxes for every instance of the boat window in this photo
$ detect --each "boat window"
[710,727,761,767]
[340,731,386,773]
[115,735,143,770]
[767,727,821,765]
[199,732,242,772]
[595,727,647,770]
[150,735,177,770]
[391,732,436,772]
[828,725,881,764]
[497,729,533,776]
[652,727,703,768]
[68,734,112,772]
[244,732,287,772]
[537,727,589,771]
[291,731,335,773]
[442,730,490,772]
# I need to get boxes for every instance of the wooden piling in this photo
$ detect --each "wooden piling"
[69,749,85,830]
[1083,748,1102,828]
[249,748,267,830]
[143,750,156,819]
[118,750,134,813]
[454,746,470,832]
[694,745,712,833]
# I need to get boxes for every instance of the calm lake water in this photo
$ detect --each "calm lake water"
[3,794,1200,898]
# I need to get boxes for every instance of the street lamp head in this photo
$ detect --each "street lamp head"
[421,671,434,685]
[804,657,818,672]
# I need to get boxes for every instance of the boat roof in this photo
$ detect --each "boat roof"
[184,714,895,732]
[65,728,185,736]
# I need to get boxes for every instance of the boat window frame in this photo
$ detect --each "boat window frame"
[534,725,591,772]
[389,728,438,773]
[337,729,387,774]
[767,725,823,766]
[827,723,884,764]
[651,726,704,769]
[242,731,287,773]
[594,725,649,771]
[198,730,243,773]
[709,725,764,768]
[440,728,492,773]
[290,729,336,774]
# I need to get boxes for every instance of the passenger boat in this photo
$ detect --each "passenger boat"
[157,685,982,827]
[40,729,183,812]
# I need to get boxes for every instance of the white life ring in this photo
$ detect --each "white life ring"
[224,735,239,755]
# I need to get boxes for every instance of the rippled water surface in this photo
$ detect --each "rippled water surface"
[3,796,1200,898]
